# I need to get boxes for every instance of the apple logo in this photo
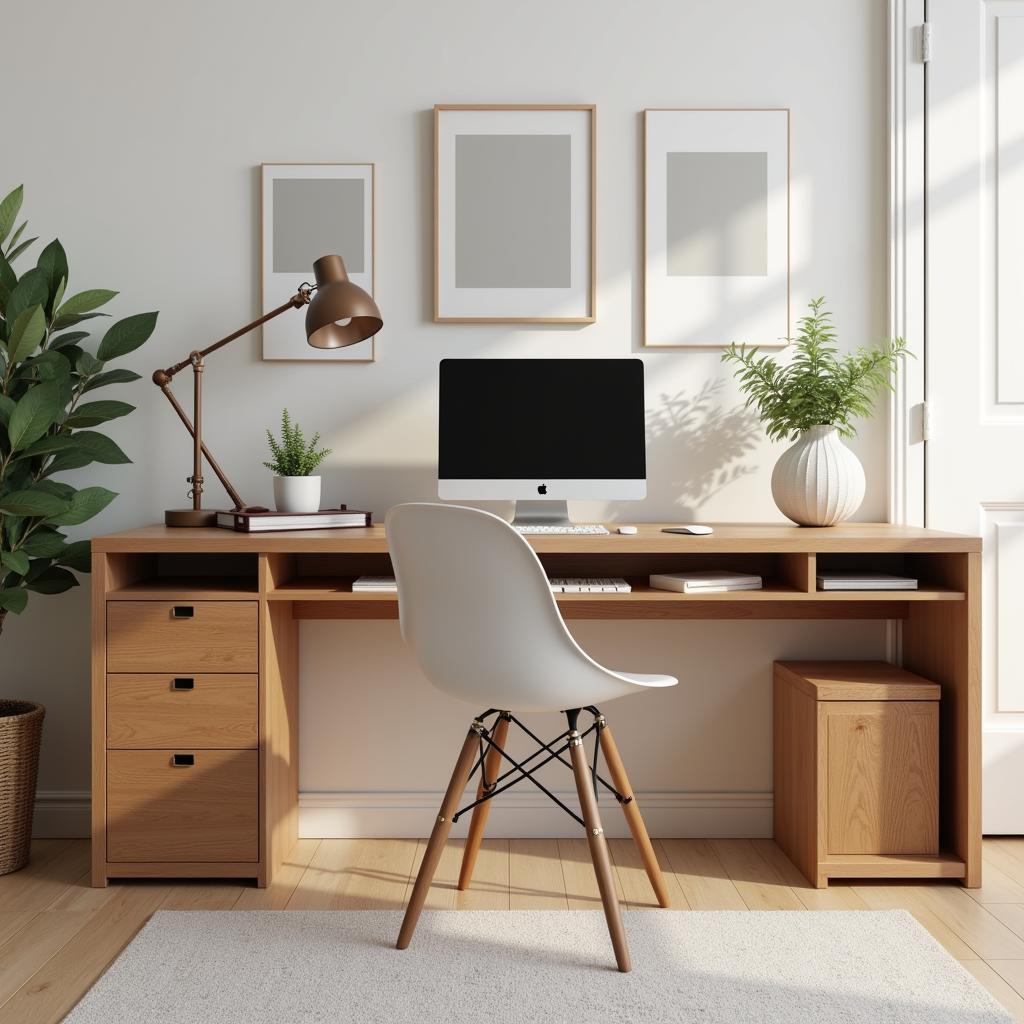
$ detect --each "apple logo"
[537,483,548,495]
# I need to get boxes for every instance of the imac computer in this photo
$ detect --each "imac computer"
[438,358,646,530]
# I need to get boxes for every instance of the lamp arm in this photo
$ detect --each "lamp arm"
[152,289,312,513]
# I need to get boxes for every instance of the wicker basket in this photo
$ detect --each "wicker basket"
[0,701,45,875]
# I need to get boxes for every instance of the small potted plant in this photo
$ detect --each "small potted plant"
[722,297,909,526]
[0,185,157,873]
[264,409,331,514]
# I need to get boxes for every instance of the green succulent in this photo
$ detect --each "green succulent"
[0,185,158,634]
[263,409,331,477]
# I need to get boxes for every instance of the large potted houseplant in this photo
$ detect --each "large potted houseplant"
[0,185,157,873]
[722,298,908,526]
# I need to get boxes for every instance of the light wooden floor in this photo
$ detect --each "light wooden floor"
[3,838,1024,1022]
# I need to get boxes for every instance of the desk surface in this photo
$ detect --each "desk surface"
[94,522,981,554]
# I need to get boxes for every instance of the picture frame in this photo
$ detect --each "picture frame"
[261,162,376,361]
[643,109,790,348]
[434,104,595,323]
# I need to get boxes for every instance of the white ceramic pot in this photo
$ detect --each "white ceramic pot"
[770,425,865,527]
[273,476,321,514]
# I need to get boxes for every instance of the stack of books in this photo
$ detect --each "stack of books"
[216,507,371,533]
[649,570,763,594]
[817,572,918,591]
[352,576,398,592]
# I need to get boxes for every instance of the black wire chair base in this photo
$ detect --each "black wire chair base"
[452,707,630,828]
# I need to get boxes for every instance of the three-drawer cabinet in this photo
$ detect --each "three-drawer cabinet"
[97,596,263,882]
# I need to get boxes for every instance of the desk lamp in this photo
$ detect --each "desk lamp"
[154,255,382,527]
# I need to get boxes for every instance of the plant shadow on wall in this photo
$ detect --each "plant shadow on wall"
[610,380,760,521]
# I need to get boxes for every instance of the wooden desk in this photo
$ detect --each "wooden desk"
[90,523,981,888]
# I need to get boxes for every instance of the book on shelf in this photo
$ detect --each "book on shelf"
[816,572,918,591]
[649,570,763,594]
[352,576,398,592]
[215,506,372,533]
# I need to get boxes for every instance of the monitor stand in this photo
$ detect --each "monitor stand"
[510,500,573,528]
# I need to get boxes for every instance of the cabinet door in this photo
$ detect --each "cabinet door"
[824,700,938,856]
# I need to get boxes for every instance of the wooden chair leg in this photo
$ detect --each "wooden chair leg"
[568,720,631,973]
[397,720,483,950]
[458,712,510,891]
[598,719,671,908]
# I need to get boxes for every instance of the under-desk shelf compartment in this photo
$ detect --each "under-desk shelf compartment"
[104,552,259,598]
[814,552,967,600]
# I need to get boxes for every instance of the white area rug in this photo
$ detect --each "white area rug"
[65,910,1012,1023]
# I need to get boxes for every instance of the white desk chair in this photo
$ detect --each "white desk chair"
[387,503,678,973]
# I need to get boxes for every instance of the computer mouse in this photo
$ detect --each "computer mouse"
[617,526,638,535]
[662,524,714,536]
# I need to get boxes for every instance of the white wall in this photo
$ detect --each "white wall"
[3,0,889,837]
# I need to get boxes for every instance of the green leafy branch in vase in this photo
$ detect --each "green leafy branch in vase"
[721,297,910,443]
[0,185,158,634]
[263,409,331,477]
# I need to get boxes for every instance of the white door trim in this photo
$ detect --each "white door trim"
[888,0,927,528]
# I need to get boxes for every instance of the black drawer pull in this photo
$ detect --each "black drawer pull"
[171,606,194,619]
[171,753,195,767]
[171,678,195,691]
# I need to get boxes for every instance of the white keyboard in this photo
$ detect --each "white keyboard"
[513,524,610,535]
[549,577,631,593]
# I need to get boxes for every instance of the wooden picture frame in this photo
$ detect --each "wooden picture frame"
[643,109,790,348]
[261,162,376,362]
[434,104,596,323]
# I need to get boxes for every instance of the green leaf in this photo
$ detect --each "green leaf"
[56,539,91,573]
[0,588,27,614]
[64,399,134,428]
[1,550,29,575]
[22,349,71,382]
[45,486,116,526]
[0,185,23,246]
[5,237,38,263]
[5,267,48,327]
[21,529,68,558]
[7,383,61,450]
[15,434,76,459]
[34,480,74,498]
[6,305,46,364]
[49,310,107,332]
[51,276,66,317]
[49,331,90,350]
[25,566,78,594]
[0,255,16,308]
[0,488,69,518]
[76,350,103,377]
[36,239,68,314]
[7,221,27,253]
[82,368,141,392]
[55,289,117,318]
[69,430,130,464]
[0,394,14,425]
[97,311,158,361]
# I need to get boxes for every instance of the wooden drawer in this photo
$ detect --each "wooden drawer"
[107,674,258,749]
[106,601,258,673]
[107,749,258,862]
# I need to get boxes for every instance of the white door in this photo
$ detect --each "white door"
[927,0,1024,832]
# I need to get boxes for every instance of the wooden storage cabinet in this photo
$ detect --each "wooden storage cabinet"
[107,749,258,862]
[774,660,944,888]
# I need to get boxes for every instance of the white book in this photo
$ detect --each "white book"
[352,576,397,592]
[816,573,918,591]
[649,570,763,594]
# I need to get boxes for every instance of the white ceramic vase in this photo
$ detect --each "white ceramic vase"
[273,476,321,514]
[770,425,865,527]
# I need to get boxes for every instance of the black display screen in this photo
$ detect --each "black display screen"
[438,359,646,480]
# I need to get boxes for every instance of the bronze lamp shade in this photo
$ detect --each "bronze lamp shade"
[306,254,382,349]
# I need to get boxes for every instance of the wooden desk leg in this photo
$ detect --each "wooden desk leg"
[458,713,510,891]
[570,723,631,973]
[598,720,671,908]
[397,723,483,950]
[902,551,982,887]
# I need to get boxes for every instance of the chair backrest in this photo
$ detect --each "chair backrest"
[385,503,614,711]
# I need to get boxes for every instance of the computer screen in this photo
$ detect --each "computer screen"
[438,358,646,501]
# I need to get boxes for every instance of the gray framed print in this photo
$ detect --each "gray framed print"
[644,109,789,348]
[261,163,375,361]
[434,105,595,323]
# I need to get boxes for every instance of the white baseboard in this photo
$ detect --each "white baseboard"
[298,790,773,839]
[32,790,91,838]
[30,788,775,841]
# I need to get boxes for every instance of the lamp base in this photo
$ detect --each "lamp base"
[165,508,219,528]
